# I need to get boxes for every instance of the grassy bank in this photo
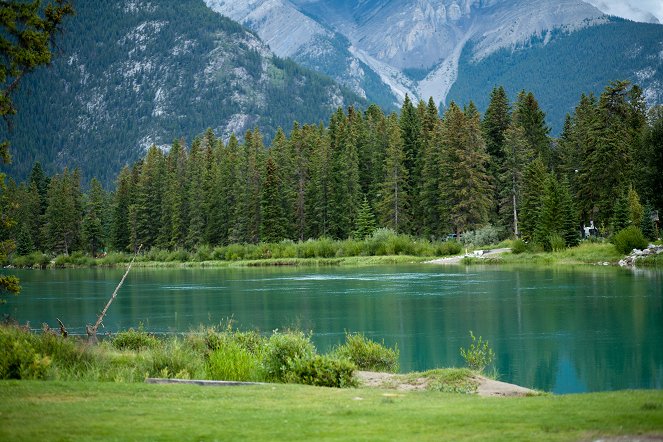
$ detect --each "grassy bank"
[462,243,626,266]
[1,380,662,441]
[8,231,462,269]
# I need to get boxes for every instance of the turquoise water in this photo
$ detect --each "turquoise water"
[3,264,662,394]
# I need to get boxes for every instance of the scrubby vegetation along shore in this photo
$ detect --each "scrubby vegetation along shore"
[0,323,404,388]
[8,230,462,269]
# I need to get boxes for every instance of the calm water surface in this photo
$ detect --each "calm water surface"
[3,264,662,394]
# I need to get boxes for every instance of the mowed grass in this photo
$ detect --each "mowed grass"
[1,381,662,441]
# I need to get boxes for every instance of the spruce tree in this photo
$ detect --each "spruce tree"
[110,166,133,252]
[43,168,82,255]
[520,156,547,242]
[498,124,533,237]
[377,113,409,232]
[513,90,551,167]
[440,102,492,235]
[261,156,287,242]
[82,178,106,256]
[354,195,376,240]
[134,145,165,250]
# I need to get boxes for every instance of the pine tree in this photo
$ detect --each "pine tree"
[513,90,551,167]
[377,113,409,232]
[419,100,445,238]
[641,203,656,241]
[43,168,82,255]
[134,145,166,250]
[519,156,547,242]
[399,95,422,233]
[159,138,188,249]
[82,178,106,256]
[611,187,630,234]
[353,195,376,240]
[110,166,133,252]
[231,129,264,243]
[627,185,644,228]
[483,86,512,161]
[440,102,492,235]
[261,156,287,242]
[306,124,331,239]
[328,108,361,239]
[498,124,533,237]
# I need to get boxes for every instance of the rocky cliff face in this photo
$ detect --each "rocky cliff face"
[206,0,662,113]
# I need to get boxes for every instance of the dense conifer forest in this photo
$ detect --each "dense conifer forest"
[1,81,661,259]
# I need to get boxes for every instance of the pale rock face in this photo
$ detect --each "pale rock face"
[205,0,660,108]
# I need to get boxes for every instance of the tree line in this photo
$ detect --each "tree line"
[1,80,661,258]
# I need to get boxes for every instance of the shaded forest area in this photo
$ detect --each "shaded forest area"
[2,81,661,259]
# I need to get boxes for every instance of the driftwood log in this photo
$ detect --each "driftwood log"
[86,244,142,342]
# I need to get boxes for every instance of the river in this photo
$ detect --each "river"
[2,264,662,394]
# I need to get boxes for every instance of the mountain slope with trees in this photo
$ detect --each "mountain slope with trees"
[1,0,365,185]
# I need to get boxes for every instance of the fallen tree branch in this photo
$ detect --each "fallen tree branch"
[86,244,142,341]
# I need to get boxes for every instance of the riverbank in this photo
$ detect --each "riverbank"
[6,240,663,270]
[1,380,662,441]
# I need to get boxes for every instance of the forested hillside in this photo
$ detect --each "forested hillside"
[2,81,661,259]
[1,0,364,185]
[448,19,663,134]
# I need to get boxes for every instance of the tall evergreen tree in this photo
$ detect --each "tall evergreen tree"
[43,168,82,255]
[133,145,165,250]
[440,102,492,235]
[519,156,547,242]
[377,113,409,232]
[499,124,533,237]
[261,156,287,242]
[513,90,551,167]
[110,166,133,252]
[82,178,106,256]
[353,195,376,240]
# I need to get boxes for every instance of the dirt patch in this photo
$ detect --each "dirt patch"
[427,248,511,265]
[355,371,536,397]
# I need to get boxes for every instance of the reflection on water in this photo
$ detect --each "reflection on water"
[2,264,662,394]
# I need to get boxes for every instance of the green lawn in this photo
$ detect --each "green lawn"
[1,381,662,441]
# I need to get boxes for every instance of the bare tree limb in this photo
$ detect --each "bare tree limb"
[86,244,142,341]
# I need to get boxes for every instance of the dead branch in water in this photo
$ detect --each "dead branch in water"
[86,244,142,341]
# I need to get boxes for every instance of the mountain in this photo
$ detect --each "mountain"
[2,0,364,185]
[208,0,663,132]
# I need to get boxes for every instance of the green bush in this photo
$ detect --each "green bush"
[612,226,648,254]
[207,340,264,382]
[285,354,357,388]
[548,234,566,252]
[333,333,399,373]
[111,327,161,351]
[459,331,495,373]
[0,326,51,380]
[262,330,315,382]
[511,239,527,254]
[461,225,504,247]
[436,241,462,256]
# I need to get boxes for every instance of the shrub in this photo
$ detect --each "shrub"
[511,239,527,254]
[612,226,648,255]
[460,225,504,247]
[460,331,495,373]
[111,327,160,351]
[207,340,264,382]
[262,330,315,382]
[0,325,51,380]
[333,333,399,373]
[548,234,566,252]
[285,354,357,388]
[436,241,462,256]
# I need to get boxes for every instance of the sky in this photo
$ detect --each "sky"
[583,0,663,24]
